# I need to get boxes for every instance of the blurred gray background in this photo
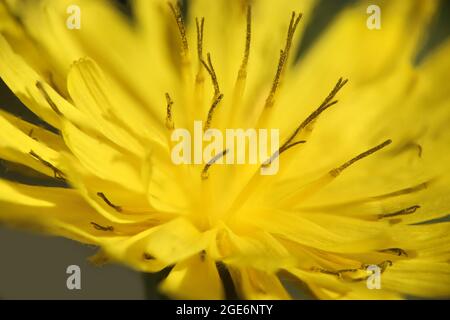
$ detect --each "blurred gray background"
[0,0,449,299]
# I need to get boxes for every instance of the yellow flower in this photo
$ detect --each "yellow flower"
[0,0,449,300]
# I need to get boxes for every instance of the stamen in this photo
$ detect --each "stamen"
[347,261,394,282]
[285,12,302,53]
[36,81,63,116]
[90,222,114,232]
[378,248,408,257]
[196,17,205,62]
[199,51,223,127]
[280,140,307,154]
[348,276,370,283]
[262,140,305,167]
[329,139,392,177]
[200,249,207,261]
[376,260,393,273]
[417,144,423,158]
[311,266,362,281]
[283,78,348,150]
[371,182,429,200]
[232,6,252,106]
[361,260,393,273]
[265,50,285,109]
[238,5,252,80]
[338,268,361,273]
[29,150,65,180]
[265,12,302,108]
[378,205,420,219]
[263,78,347,166]
[204,93,224,131]
[195,17,206,84]
[201,149,228,180]
[311,267,340,277]
[143,253,155,260]
[165,92,174,130]
[201,53,221,97]
[390,141,423,158]
[28,128,38,141]
[313,260,393,282]
[96,192,123,212]
[168,2,189,59]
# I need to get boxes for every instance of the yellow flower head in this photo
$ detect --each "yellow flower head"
[0,0,449,299]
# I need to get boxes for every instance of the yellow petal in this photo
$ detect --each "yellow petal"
[0,34,90,129]
[0,112,61,177]
[143,218,214,265]
[61,120,145,194]
[218,226,295,272]
[245,209,394,253]
[160,254,224,300]
[0,179,129,244]
[382,260,450,298]
[229,267,290,300]
[67,58,166,156]
[0,109,66,151]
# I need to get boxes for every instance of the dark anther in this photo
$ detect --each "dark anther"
[90,222,114,232]
[29,150,65,180]
[36,81,63,116]
[378,205,420,219]
[329,139,392,177]
[378,248,408,257]
[143,253,155,260]
[200,250,207,262]
[96,192,123,212]
[201,149,228,179]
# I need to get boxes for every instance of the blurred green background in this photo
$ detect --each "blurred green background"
[0,0,449,299]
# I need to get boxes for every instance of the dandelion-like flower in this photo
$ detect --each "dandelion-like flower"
[0,0,449,299]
